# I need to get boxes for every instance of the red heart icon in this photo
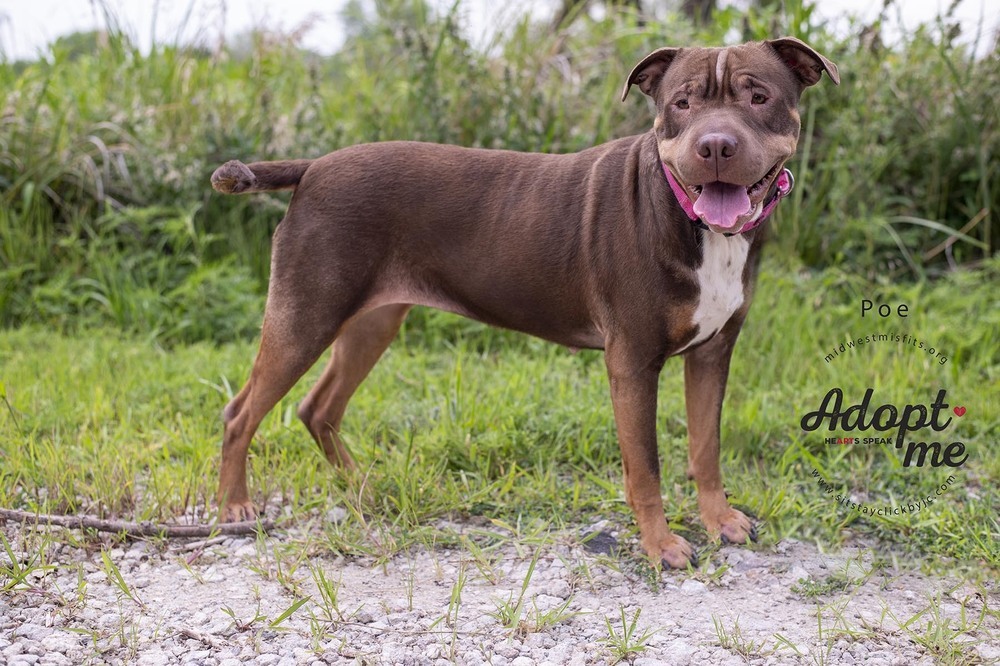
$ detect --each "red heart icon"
[953,406,966,417]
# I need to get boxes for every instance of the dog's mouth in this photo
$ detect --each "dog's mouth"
[684,161,783,232]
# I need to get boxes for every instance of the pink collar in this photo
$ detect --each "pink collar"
[662,163,794,234]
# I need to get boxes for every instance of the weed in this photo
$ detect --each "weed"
[889,591,988,666]
[404,566,416,612]
[221,599,268,632]
[462,535,504,585]
[74,564,89,610]
[713,614,771,660]
[176,556,206,585]
[601,606,657,664]
[110,606,142,659]
[0,531,54,592]
[100,549,144,610]
[310,565,346,624]
[446,563,468,627]
[809,609,835,666]
[520,596,581,634]
[268,596,311,630]
[490,548,540,632]
[0,379,21,433]
[771,632,805,658]
[792,572,857,598]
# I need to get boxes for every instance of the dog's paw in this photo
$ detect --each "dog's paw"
[219,501,258,523]
[705,506,757,545]
[644,533,697,569]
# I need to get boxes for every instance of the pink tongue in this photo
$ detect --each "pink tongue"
[692,182,751,229]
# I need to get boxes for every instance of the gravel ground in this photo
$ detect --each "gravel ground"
[1,518,998,665]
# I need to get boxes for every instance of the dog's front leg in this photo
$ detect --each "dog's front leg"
[606,346,696,569]
[683,328,757,545]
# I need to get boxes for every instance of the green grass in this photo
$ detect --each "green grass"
[1,252,997,574]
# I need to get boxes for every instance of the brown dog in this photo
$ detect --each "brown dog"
[211,37,838,568]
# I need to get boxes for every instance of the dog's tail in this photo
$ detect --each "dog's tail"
[210,159,313,194]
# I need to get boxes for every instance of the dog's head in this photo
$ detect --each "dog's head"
[622,38,839,234]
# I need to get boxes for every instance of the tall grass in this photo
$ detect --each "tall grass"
[781,14,998,277]
[0,0,996,344]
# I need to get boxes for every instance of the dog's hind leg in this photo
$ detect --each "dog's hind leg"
[297,303,412,470]
[218,303,345,521]
[217,212,378,522]
[218,332,334,521]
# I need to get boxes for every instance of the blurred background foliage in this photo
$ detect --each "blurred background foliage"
[0,0,996,345]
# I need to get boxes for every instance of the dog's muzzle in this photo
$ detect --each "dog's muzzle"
[663,163,794,235]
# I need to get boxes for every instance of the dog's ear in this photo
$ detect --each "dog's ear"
[621,47,681,102]
[766,37,840,86]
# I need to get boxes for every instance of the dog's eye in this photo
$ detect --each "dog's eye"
[675,99,690,110]
[751,93,768,105]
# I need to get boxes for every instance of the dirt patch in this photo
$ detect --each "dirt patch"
[1,519,997,665]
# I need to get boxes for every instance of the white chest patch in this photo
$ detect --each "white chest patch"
[677,231,749,353]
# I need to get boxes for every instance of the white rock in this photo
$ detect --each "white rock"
[634,658,666,666]
[38,653,74,666]
[9,655,41,666]
[661,639,698,665]
[679,579,707,595]
[2,641,24,658]
[39,633,80,655]
[136,651,172,666]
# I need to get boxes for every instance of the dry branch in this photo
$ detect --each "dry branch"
[0,508,273,538]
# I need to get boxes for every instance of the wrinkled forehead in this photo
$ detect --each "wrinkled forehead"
[664,44,797,92]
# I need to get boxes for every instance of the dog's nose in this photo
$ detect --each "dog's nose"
[696,133,738,161]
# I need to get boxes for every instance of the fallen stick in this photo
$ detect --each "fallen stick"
[0,508,274,538]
